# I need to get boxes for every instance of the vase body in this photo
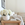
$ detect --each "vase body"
[3,15,10,20]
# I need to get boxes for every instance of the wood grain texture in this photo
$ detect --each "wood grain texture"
[1,22,4,25]
[1,20,21,25]
[19,22,21,25]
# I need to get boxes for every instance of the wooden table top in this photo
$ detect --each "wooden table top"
[1,20,21,23]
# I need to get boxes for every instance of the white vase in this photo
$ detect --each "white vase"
[3,15,10,20]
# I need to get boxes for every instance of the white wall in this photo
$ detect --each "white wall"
[6,0,16,12]
[0,0,1,7]
[6,0,25,12]
[16,0,25,12]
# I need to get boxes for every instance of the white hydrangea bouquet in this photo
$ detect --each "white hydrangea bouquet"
[8,9,14,16]
[1,9,8,16]
[1,9,14,20]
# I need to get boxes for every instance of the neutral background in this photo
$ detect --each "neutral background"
[5,0,25,12]
[0,0,1,7]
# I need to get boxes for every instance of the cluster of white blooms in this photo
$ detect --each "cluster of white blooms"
[8,9,12,15]
[1,9,12,16]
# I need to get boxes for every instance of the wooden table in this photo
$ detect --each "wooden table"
[1,20,21,25]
